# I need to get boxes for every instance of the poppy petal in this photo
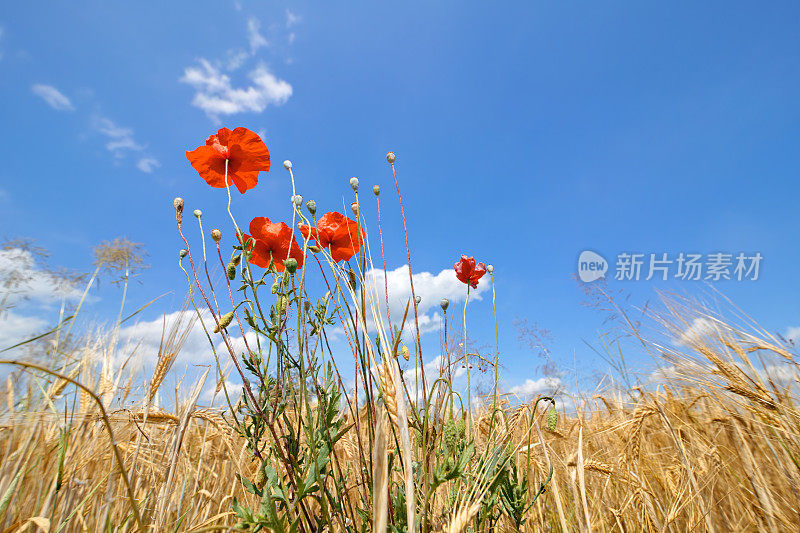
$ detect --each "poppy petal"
[228,128,270,172]
[186,146,230,188]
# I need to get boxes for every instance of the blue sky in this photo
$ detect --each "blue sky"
[1,2,799,400]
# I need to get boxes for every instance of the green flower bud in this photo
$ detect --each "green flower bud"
[179,249,188,259]
[226,262,237,280]
[373,185,380,196]
[213,310,235,333]
[547,404,558,431]
[306,200,317,215]
[210,229,222,242]
[284,258,298,274]
[440,298,449,311]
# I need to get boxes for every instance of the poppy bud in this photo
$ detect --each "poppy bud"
[347,269,358,290]
[487,264,494,273]
[350,177,359,192]
[226,262,237,279]
[386,152,395,164]
[283,160,292,170]
[547,404,558,431]
[308,245,322,253]
[284,258,298,274]
[373,185,380,196]
[276,295,288,315]
[179,249,188,259]
[193,209,202,219]
[306,200,317,215]
[350,202,359,217]
[271,281,280,294]
[173,197,184,224]
[415,295,422,305]
[231,254,242,266]
[213,310,235,333]
[440,298,449,311]
[210,229,222,242]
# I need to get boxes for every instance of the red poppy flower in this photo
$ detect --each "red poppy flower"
[237,233,270,269]
[454,255,486,288]
[298,212,364,263]
[186,127,270,194]
[240,217,304,272]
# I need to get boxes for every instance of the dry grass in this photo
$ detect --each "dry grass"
[0,303,798,532]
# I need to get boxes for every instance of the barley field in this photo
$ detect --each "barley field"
[1,134,798,532]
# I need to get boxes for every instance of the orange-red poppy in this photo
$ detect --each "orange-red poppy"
[454,255,486,288]
[298,212,364,263]
[240,217,304,272]
[186,127,270,194]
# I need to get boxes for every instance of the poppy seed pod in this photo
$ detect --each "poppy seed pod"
[440,298,449,311]
[306,200,317,215]
[283,160,292,170]
[193,209,202,219]
[373,185,380,196]
[350,202,359,216]
[179,249,188,259]
[173,197,184,224]
[415,295,422,305]
[487,264,494,273]
[210,229,222,242]
[292,194,303,207]
[350,177,359,192]
[386,152,395,164]
[284,257,298,274]
[213,310,235,333]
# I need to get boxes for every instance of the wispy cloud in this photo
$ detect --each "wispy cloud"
[785,326,800,344]
[180,59,292,120]
[31,84,74,111]
[247,17,268,54]
[91,115,159,172]
[92,116,142,156]
[136,157,161,173]
[286,10,300,28]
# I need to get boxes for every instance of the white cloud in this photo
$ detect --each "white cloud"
[361,265,488,337]
[136,157,161,173]
[509,377,563,399]
[0,248,84,309]
[92,115,144,157]
[0,311,48,354]
[31,84,74,111]
[0,247,85,354]
[181,59,292,119]
[675,317,720,347]
[247,17,268,54]
[225,49,249,71]
[785,326,800,344]
[286,10,301,28]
